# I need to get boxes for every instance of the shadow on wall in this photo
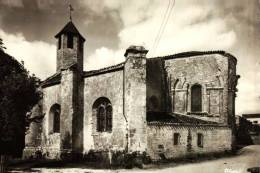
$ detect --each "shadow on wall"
[62,132,71,150]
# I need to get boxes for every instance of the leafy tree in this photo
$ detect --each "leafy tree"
[0,38,6,52]
[0,46,41,172]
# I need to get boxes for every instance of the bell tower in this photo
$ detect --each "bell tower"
[55,21,85,72]
[54,10,85,158]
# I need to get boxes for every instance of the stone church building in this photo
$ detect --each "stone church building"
[24,21,239,162]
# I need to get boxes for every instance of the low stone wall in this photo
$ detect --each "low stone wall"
[147,124,232,161]
[23,147,60,160]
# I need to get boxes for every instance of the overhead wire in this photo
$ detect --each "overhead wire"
[150,0,171,56]
[151,0,176,57]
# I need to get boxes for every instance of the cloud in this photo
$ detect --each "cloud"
[236,77,260,114]
[0,29,56,80]
[1,0,259,114]
[0,0,122,52]
[87,0,237,61]
[84,0,260,115]
[0,0,23,8]
[85,47,124,70]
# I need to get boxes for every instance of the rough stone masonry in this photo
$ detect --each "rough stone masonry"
[23,20,239,163]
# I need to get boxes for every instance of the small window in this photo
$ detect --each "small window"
[158,144,164,149]
[67,33,73,48]
[173,133,180,145]
[191,84,202,112]
[197,133,203,148]
[253,121,258,124]
[58,37,61,49]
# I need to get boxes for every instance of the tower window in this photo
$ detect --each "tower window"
[197,133,204,148]
[67,33,73,48]
[191,84,202,112]
[58,37,61,49]
[78,38,83,52]
[173,133,180,145]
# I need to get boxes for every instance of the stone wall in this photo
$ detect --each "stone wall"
[83,70,126,153]
[124,54,147,152]
[227,57,238,128]
[147,125,232,161]
[60,68,76,156]
[41,84,61,159]
[164,54,231,124]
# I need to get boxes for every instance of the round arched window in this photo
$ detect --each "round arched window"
[49,104,61,133]
[93,97,112,132]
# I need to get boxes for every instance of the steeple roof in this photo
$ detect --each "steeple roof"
[55,21,85,41]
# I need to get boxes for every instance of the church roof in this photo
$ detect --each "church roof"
[83,62,125,77]
[147,111,219,126]
[55,21,85,41]
[41,50,236,87]
[41,72,61,88]
[242,114,260,119]
[152,50,237,63]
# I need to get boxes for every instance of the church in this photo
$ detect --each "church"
[23,19,239,162]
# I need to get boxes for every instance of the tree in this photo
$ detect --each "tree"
[0,46,41,172]
[0,38,6,52]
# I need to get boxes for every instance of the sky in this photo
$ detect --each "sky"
[0,0,259,115]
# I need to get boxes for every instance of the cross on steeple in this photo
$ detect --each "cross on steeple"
[68,3,74,21]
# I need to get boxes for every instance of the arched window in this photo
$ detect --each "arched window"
[49,104,61,133]
[93,97,113,132]
[191,84,202,112]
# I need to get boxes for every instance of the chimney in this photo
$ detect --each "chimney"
[124,45,148,58]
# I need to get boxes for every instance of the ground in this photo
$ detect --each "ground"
[9,145,260,173]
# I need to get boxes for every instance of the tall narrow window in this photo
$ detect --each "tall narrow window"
[58,37,61,49]
[49,104,61,133]
[173,133,180,145]
[53,110,60,133]
[67,33,73,48]
[197,133,203,147]
[78,38,83,52]
[191,84,202,112]
[106,105,112,132]
[97,106,105,132]
[93,97,113,132]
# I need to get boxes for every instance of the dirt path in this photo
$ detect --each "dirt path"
[9,145,260,173]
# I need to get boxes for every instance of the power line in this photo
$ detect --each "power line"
[155,0,175,51]
[151,0,175,57]
[150,0,171,55]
